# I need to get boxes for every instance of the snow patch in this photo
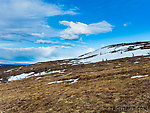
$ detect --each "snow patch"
[4,67,23,73]
[134,61,139,64]
[47,78,79,85]
[60,72,72,77]
[8,70,65,82]
[78,44,150,64]
[69,78,79,84]
[131,75,149,78]
[8,72,35,81]
[48,81,63,85]
[4,68,17,73]
[145,56,150,58]
[35,77,42,80]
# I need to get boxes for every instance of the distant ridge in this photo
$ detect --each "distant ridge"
[0,64,28,67]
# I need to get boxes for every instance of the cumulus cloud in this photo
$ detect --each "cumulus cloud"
[0,0,77,41]
[59,21,113,40]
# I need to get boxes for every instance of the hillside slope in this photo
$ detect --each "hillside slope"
[0,42,150,113]
[78,41,150,63]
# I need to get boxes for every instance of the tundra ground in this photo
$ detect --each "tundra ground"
[0,56,150,113]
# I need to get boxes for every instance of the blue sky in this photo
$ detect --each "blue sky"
[0,0,150,64]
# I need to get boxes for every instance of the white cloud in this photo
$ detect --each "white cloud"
[52,45,72,49]
[59,20,113,39]
[0,43,13,48]
[62,43,75,47]
[123,22,131,27]
[35,40,76,47]
[0,45,96,63]
[123,24,127,27]
[35,40,58,44]
[0,0,77,41]
[31,33,45,37]
[0,47,56,60]
[0,45,76,63]
[0,0,76,20]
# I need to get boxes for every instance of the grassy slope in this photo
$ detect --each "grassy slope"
[0,56,150,113]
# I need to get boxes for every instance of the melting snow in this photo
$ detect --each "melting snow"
[69,78,79,84]
[8,72,35,81]
[145,56,150,58]
[8,70,65,82]
[60,72,72,77]
[60,61,80,66]
[18,66,23,69]
[35,77,42,80]
[134,61,139,64]
[48,81,63,85]
[78,44,150,64]
[4,68,17,73]
[131,75,149,78]
[4,67,23,73]
[47,78,79,85]
[0,78,2,83]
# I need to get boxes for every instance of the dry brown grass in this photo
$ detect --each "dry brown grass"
[0,56,150,113]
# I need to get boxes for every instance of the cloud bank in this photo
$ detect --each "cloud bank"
[59,21,113,40]
[0,47,56,62]
[0,46,87,64]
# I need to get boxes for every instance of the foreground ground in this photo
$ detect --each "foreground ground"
[0,56,150,113]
